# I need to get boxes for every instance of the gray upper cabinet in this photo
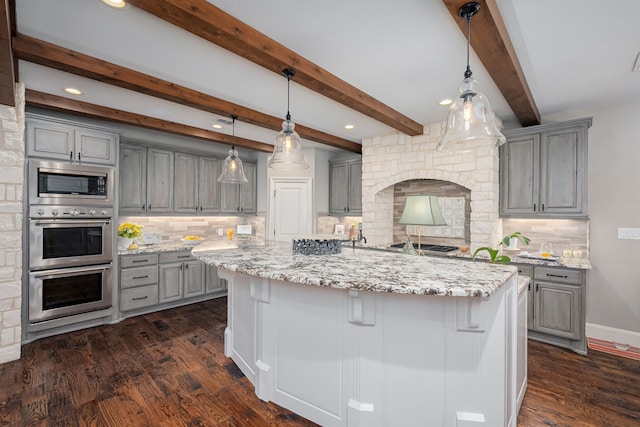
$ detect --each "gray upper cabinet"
[174,152,200,213]
[329,159,362,215]
[175,153,223,214]
[221,162,257,214]
[26,114,118,165]
[500,118,591,218]
[119,143,173,213]
[198,156,222,213]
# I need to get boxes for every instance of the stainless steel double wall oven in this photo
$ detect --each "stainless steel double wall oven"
[27,159,115,324]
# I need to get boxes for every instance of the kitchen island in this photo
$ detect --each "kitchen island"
[193,241,519,427]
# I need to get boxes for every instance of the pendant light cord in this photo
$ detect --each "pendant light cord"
[231,114,237,150]
[464,12,472,79]
[286,73,291,121]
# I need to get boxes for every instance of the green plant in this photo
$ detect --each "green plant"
[473,232,531,264]
[472,247,511,265]
[500,231,531,247]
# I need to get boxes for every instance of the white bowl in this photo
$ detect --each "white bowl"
[181,238,204,246]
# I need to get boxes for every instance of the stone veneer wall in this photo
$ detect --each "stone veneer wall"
[0,84,25,364]
[362,122,502,249]
[118,213,266,243]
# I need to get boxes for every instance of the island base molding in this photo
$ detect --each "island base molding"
[218,269,518,427]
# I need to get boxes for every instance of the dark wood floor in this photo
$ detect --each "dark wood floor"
[1,298,638,426]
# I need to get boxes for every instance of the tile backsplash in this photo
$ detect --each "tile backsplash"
[118,214,266,243]
[502,218,589,257]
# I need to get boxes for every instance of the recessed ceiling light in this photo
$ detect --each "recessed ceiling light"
[438,98,453,106]
[102,0,127,8]
[64,87,82,95]
[344,124,355,130]
[212,124,223,129]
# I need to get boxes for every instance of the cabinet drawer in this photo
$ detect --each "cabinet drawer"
[159,251,195,263]
[121,284,158,311]
[515,265,534,278]
[120,265,158,289]
[534,267,581,285]
[120,253,159,268]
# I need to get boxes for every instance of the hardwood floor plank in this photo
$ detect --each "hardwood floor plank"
[1,297,638,426]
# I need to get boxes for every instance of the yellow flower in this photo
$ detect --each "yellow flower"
[118,223,143,239]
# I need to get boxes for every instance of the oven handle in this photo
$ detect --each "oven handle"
[32,219,111,226]
[30,263,113,278]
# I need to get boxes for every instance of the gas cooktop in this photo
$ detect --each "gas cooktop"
[389,243,458,252]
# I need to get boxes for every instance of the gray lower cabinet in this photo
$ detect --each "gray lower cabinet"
[158,252,205,303]
[500,118,591,218]
[120,250,225,317]
[329,159,362,215]
[26,114,118,165]
[119,143,174,213]
[221,162,257,214]
[515,263,586,354]
[120,254,160,312]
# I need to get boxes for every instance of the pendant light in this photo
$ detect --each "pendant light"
[436,2,506,153]
[217,115,249,184]
[267,68,309,170]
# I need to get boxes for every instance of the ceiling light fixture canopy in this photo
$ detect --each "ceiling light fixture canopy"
[267,68,309,170]
[217,115,249,184]
[436,2,506,153]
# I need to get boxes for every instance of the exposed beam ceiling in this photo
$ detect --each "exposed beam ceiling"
[442,0,540,126]
[25,89,274,153]
[126,0,424,136]
[13,34,361,154]
[0,0,14,106]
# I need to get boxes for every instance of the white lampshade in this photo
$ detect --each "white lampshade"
[398,195,447,226]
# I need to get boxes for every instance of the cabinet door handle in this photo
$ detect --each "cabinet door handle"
[142,204,146,210]
[133,275,149,279]
[533,203,537,212]
[69,151,74,160]
[185,263,189,269]
[177,255,190,259]
[148,204,152,210]
[78,152,82,161]
[546,273,568,279]
[528,283,531,291]
[541,203,545,212]
[199,206,203,211]
[132,296,148,301]
[132,259,149,263]
[535,283,539,292]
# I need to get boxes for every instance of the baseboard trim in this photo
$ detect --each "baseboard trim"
[586,323,640,349]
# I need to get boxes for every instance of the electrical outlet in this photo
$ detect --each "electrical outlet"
[618,227,640,240]
[572,250,583,258]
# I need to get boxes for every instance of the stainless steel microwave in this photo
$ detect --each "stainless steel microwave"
[28,159,115,206]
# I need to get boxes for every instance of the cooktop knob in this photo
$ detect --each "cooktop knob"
[70,208,79,216]
[37,208,45,216]
[51,209,59,216]
[101,209,108,216]
[89,209,97,215]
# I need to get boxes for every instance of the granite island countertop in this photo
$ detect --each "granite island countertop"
[192,240,517,297]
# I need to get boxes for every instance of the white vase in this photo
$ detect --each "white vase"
[507,237,518,250]
[118,236,132,250]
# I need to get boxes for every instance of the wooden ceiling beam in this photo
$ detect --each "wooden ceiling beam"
[442,0,540,126]
[126,0,423,136]
[13,34,361,154]
[0,0,15,106]
[25,89,275,153]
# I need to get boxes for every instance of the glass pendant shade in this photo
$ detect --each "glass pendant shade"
[268,68,309,170]
[217,145,248,183]
[436,77,506,153]
[267,118,309,170]
[436,2,506,153]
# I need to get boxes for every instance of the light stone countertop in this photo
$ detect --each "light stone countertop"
[517,276,531,296]
[117,239,242,256]
[192,241,517,298]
